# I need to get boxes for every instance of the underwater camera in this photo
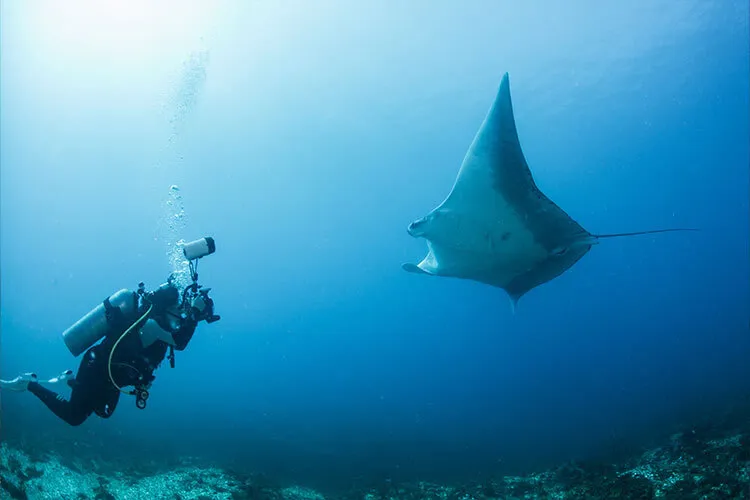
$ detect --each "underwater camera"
[180,237,221,324]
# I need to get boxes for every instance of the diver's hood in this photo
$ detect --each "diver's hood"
[150,282,179,313]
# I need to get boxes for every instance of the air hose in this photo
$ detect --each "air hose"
[107,304,153,395]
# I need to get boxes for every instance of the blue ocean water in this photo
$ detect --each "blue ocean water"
[1,0,748,495]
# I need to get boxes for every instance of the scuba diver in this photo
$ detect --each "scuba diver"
[0,237,221,426]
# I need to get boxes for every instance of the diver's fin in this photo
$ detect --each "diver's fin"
[44,370,74,386]
[0,372,38,392]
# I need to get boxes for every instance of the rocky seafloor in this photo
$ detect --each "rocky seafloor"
[1,422,749,500]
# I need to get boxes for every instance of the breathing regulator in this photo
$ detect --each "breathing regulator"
[60,236,220,411]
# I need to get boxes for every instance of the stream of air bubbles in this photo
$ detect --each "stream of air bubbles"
[154,42,210,289]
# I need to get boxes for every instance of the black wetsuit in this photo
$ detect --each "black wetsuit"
[28,303,198,426]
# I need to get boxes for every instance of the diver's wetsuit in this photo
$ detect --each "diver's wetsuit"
[28,306,198,426]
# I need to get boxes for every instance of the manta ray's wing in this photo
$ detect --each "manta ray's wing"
[438,72,591,250]
[408,72,594,302]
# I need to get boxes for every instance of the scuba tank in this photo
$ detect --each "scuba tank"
[61,289,138,357]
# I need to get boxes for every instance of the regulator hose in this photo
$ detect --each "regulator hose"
[107,304,153,394]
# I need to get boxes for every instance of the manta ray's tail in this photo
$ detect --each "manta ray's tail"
[594,228,699,239]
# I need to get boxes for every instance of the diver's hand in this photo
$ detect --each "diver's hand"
[189,294,208,321]
[190,289,220,323]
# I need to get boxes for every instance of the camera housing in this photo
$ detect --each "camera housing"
[183,237,216,260]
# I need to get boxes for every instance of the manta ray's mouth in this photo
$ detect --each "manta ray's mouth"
[407,218,427,237]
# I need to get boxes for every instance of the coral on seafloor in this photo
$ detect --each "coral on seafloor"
[1,424,749,499]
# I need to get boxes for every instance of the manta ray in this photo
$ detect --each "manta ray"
[403,72,696,309]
